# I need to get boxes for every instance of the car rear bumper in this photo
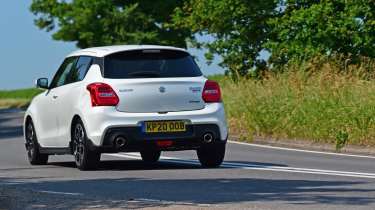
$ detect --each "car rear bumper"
[87,124,227,153]
[82,103,228,146]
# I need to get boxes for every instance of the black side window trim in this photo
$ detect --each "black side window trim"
[92,57,104,76]
[71,56,93,82]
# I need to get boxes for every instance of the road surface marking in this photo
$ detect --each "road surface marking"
[38,190,83,196]
[228,140,375,159]
[130,198,211,207]
[107,153,375,179]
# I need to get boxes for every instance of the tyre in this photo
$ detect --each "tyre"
[72,119,100,170]
[197,144,226,168]
[25,121,49,165]
[140,150,161,163]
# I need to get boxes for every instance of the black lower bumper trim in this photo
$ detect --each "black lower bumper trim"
[88,124,226,153]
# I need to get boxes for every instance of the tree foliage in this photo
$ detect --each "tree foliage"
[30,0,375,75]
[174,0,375,74]
[266,0,375,66]
[30,0,191,48]
[172,0,279,76]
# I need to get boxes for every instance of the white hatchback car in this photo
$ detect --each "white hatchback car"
[24,45,228,170]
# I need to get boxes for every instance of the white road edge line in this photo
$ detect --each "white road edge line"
[228,140,375,159]
[38,190,83,196]
[106,153,375,179]
[131,198,211,206]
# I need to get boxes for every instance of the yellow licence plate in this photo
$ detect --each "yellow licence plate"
[144,121,186,133]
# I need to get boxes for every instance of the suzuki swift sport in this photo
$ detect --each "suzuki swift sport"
[24,45,228,170]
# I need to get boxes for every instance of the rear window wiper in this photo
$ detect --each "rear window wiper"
[128,71,161,78]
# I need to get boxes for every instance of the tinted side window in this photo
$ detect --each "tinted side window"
[66,56,93,83]
[50,57,77,89]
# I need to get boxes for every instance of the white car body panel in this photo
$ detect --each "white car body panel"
[110,77,206,113]
[24,45,228,150]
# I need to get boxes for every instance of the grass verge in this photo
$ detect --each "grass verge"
[211,62,375,147]
[0,88,42,109]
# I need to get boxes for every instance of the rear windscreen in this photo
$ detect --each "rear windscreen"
[104,49,203,78]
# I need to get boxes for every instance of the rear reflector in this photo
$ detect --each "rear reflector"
[87,83,119,106]
[202,80,222,103]
[157,141,173,147]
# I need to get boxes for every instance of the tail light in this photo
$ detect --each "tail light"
[202,80,222,103]
[87,83,119,106]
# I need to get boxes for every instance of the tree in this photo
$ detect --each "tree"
[265,0,375,66]
[172,0,279,76]
[32,0,375,74]
[30,0,192,48]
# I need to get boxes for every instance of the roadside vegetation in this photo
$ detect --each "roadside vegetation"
[0,89,42,109]
[212,57,375,147]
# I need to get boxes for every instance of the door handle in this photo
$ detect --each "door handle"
[53,95,58,99]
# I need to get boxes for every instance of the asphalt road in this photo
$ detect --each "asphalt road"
[1,110,375,209]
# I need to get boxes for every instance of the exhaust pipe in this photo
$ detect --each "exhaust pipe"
[203,133,213,143]
[115,136,127,149]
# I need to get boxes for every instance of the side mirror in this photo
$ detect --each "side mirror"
[36,78,49,89]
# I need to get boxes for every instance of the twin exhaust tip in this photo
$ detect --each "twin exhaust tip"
[203,133,214,143]
[115,136,127,148]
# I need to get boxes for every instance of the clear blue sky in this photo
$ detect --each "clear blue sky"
[0,1,224,90]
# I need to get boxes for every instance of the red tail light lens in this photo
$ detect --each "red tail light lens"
[87,83,119,106]
[202,80,222,103]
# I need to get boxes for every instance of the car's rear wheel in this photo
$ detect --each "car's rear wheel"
[73,120,100,171]
[25,121,48,165]
[197,144,225,168]
[140,150,161,163]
